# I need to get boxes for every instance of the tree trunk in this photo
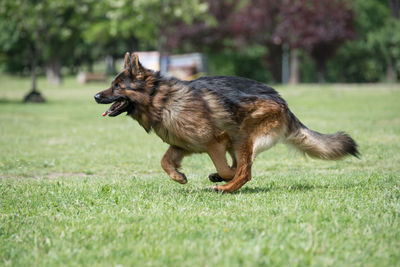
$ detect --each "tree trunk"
[158,1,167,74]
[316,59,326,83]
[388,0,400,19]
[46,58,62,86]
[386,58,397,82]
[281,43,289,84]
[105,55,115,75]
[24,46,45,103]
[112,56,116,74]
[289,48,300,84]
[158,33,167,73]
[31,51,38,92]
[266,44,282,83]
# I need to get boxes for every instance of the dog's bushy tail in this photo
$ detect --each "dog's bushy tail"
[285,110,359,160]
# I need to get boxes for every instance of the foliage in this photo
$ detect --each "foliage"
[367,18,400,77]
[0,0,90,68]
[0,0,210,78]
[0,0,399,83]
[207,45,273,82]
[274,0,354,50]
[326,0,394,82]
[165,0,280,81]
[82,0,210,59]
[166,0,356,83]
[292,0,399,83]
[166,0,242,51]
[274,0,354,82]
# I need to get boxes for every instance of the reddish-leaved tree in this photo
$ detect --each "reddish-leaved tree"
[167,0,354,83]
[274,0,355,82]
[166,0,242,51]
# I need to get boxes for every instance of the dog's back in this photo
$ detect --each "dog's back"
[186,76,358,160]
[188,76,286,110]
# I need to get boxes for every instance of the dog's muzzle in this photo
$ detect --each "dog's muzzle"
[94,93,102,103]
[94,93,119,104]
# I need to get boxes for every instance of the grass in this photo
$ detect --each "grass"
[0,74,399,266]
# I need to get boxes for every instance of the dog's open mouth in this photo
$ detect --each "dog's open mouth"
[102,99,130,117]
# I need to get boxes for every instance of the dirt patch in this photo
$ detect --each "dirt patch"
[0,172,97,179]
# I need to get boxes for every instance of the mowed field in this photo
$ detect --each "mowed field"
[0,74,399,266]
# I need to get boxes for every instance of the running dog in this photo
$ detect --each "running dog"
[94,52,358,193]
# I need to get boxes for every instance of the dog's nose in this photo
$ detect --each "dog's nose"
[94,93,101,102]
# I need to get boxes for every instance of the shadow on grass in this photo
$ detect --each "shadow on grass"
[239,180,370,194]
[0,98,24,104]
[196,180,368,195]
[237,183,318,194]
[0,98,52,105]
[197,185,273,194]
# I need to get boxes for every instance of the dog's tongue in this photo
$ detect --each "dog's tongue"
[102,101,121,117]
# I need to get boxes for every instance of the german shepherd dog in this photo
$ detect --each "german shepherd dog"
[94,52,358,193]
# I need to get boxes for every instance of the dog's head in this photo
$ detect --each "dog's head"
[94,52,157,117]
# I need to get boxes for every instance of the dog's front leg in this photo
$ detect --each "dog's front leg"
[161,145,189,184]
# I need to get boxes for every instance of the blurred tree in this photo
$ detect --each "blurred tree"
[367,0,400,82]
[326,0,389,82]
[388,0,400,17]
[0,0,48,101]
[229,0,282,82]
[1,0,93,85]
[0,0,94,101]
[166,0,281,82]
[83,0,210,70]
[368,19,400,82]
[327,0,397,83]
[0,0,398,85]
[80,1,138,74]
[168,0,356,84]
[273,0,355,83]
[0,19,29,73]
[166,0,241,51]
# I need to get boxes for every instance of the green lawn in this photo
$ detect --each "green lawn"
[0,74,399,266]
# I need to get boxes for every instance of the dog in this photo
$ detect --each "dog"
[94,52,358,193]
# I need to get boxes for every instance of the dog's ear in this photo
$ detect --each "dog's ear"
[124,52,130,69]
[130,53,145,79]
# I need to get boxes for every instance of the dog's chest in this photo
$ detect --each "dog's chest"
[153,108,209,152]
[154,121,182,146]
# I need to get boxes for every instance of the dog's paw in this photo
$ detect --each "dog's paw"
[208,173,224,183]
[212,184,227,193]
[171,172,188,184]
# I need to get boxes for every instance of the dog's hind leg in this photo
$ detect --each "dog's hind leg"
[161,145,189,184]
[207,142,236,183]
[213,140,253,193]
[228,148,237,170]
